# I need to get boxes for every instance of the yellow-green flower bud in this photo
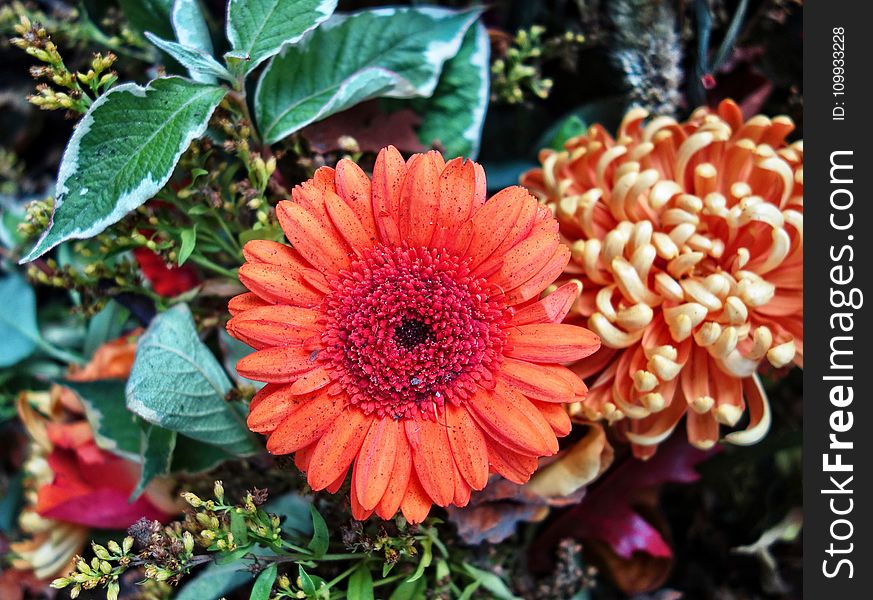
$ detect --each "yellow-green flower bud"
[107,581,120,600]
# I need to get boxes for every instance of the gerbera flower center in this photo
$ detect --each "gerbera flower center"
[321,245,510,420]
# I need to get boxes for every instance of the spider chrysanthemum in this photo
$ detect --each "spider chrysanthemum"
[521,100,803,456]
[227,147,600,522]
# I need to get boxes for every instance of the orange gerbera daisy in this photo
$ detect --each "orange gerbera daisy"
[227,147,600,523]
[521,99,802,456]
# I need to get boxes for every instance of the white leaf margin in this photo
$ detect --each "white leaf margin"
[255,6,482,144]
[21,77,226,263]
[225,0,338,74]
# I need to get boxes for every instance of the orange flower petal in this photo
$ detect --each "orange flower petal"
[292,166,336,210]
[247,385,307,433]
[504,244,571,304]
[228,292,270,315]
[510,282,580,326]
[506,323,601,363]
[355,418,399,511]
[398,152,441,247]
[467,384,558,457]
[371,145,405,244]
[436,158,477,233]
[326,463,351,494]
[445,404,488,490]
[227,305,322,349]
[405,418,455,507]
[238,263,322,307]
[307,409,373,490]
[294,442,317,472]
[489,229,560,293]
[452,458,472,507]
[499,359,575,403]
[242,239,309,268]
[287,367,332,395]
[375,434,413,520]
[532,401,572,436]
[325,190,376,253]
[465,186,527,267]
[485,438,538,484]
[236,346,321,383]
[266,392,343,454]
[276,200,350,274]
[350,462,375,521]
[686,410,719,450]
[400,472,432,525]
[335,158,377,239]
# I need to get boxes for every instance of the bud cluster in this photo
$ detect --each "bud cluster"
[50,537,134,600]
[491,26,585,105]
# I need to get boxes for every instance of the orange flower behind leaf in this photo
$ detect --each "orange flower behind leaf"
[227,147,601,523]
[521,99,802,456]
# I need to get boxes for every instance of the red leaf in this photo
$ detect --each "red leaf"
[530,434,716,593]
[301,101,426,154]
[36,445,174,530]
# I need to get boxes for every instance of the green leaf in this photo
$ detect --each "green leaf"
[255,7,481,144]
[347,564,374,600]
[388,578,426,600]
[145,34,232,84]
[172,0,213,54]
[457,581,482,600]
[0,272,39,367]
[178,225,197,265]
[462,564,521,600]
[250,564,277,600]
[21,77,226,261]
[542,114,587,151]
[226,0,338,74]
[171,433,236,473]
[409,22,489,158]
[298,565,316,596]
[405,537,432,583]
[215,544,254,564]
[176,559,253,600]
[132,424,177,499]
[126,304,259,456]
[230,510,250,546]
[0,473,23,533]
[307,504,329,558]
[267,492,312,537]
[119,0,174,40]
[63,379,142,461]
[84,300,131,358]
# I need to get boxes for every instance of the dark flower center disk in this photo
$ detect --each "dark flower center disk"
[321,245,510,420]
[394,317,433,349]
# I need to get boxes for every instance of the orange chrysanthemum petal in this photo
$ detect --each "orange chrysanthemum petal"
[522,99,801,453]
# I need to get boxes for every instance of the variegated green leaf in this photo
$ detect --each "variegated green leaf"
[255,7,481,144]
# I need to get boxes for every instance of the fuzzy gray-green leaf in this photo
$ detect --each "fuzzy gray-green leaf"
[126,304,258,456]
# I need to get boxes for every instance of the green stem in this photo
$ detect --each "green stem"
[326,562,362,588]
[188,254,238,280]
